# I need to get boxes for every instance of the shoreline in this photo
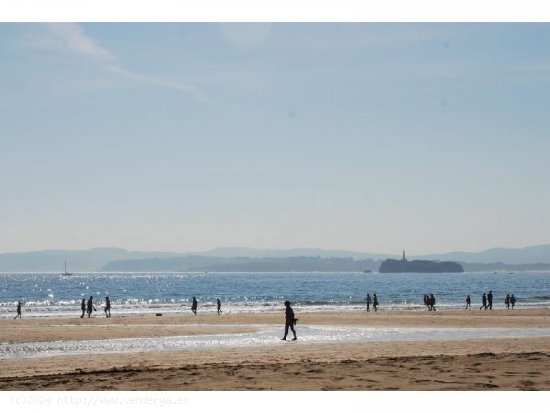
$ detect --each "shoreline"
[2,308,550,344]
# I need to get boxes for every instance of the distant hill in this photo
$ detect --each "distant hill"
[417,244,550,265]
[2,244,550,272]
[196,247,396,260]
[0,248,179,272]
[101,256,378,272]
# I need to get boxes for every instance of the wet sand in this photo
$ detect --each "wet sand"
[1,308,549,390]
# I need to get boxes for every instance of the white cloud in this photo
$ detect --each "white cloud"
[32,23,205,101]
[45,23,116,63]
[107,66,207,102]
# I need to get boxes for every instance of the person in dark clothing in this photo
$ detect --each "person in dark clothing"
[465,295,471,310]
[428,294,436,311]
[373,294,379,312]
[104,296,111,318]
[487,291,493,310]
[281,300,297,341]
[217,298,222,315]
[510,294,517,309]
[86,296,97,318]
[191,297,198,315]
[80,298,86,318]
[480,293,487,310]
[14,301,22,320]
[505,294,510,310]
[423,294,429,310]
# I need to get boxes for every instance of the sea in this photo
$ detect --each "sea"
[1,271,550,318]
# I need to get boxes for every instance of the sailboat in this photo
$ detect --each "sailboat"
[62,261,72,276]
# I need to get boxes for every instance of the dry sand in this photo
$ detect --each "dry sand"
[1,308,549,390]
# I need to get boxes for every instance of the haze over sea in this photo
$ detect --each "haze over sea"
[1,272,549,318]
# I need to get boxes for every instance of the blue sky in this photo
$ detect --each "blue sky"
[1,23,550,254]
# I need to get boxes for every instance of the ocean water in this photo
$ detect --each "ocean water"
[1,272,549,318]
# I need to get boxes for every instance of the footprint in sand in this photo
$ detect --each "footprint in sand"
[306,369,324,373]
[475,382,499,389]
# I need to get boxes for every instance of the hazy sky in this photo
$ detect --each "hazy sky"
[1,23,550,254]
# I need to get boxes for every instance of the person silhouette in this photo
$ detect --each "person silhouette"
[373,294,379,312]
[14,301,22,320]
[465,295,471,310]
[505,294,510,310]
[510,294,517,309]
[281,300,297,341]
[104,296,111,318]
[429,294,436,311]
[365,294,372,312]
[487,291,493,310]
[217,298,222,315]
[86,296,97,318]
[191,297,198,315]
[423,294,429,310]
[480,293,487,310]
[80,298,86,318]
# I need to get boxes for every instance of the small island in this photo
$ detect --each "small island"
[379,251,464,273]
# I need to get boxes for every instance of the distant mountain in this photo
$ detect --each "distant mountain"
[197,247,396,260]
[417,244,550,265]
[2,244,550,272]
[102,255,378,272]
[0,248,179,272]
[199,245,550,265]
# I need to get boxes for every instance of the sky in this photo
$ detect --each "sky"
[1,23,550,255]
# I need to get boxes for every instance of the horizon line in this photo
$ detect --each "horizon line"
[1,243,550,257]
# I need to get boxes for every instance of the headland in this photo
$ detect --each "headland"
[379,251,464,273]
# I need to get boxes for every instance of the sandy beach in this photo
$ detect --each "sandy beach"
[1,308,549,390]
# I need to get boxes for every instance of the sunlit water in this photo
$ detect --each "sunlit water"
[1,272,549,318]
[2,325,550,360]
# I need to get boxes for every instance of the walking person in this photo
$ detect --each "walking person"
[14,301,22,320]
[480,293,487,310]
[217,298,222,315]
[191,297,198,315]
[429,294,436,311]
[505,294,510,310]
[373,294,379,312]
[510,294,517,309]
[423,294,429,310]
[465,295,471,310]
[86,296,97,318]
[487,290,493,310]
[281,300,297,341]
[104,296,111,318]
[80,298,86,318]
[365,293,372,312]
